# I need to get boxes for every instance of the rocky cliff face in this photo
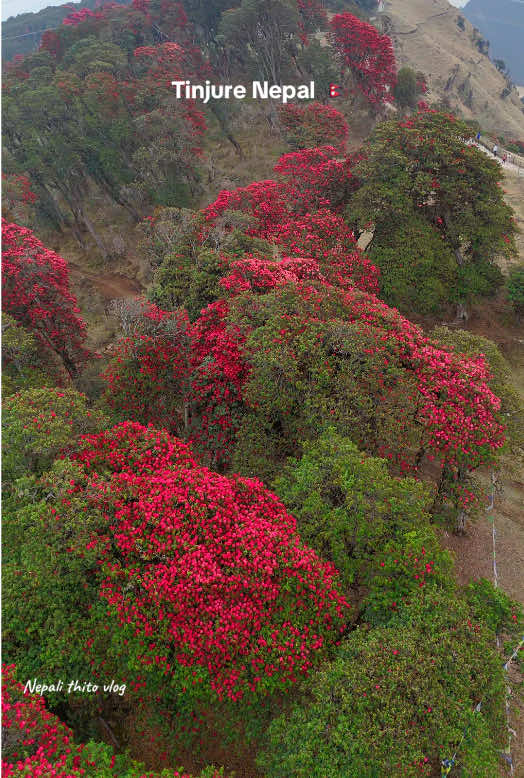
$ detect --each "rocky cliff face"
[383,0,524,137]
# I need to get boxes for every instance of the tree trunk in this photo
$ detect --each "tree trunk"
[455,509,467,534]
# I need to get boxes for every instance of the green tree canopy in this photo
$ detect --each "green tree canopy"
[349,110,516,313]
[273,430,434,588]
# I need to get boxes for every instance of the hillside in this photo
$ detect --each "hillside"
[1,0,111,61]
[2,2,524,777]
[464,0,524,84]
[384,0,524,137]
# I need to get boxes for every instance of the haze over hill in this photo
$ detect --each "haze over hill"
[463,0,524,84]
[385,0,524,137]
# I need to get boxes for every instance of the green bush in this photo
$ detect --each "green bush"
[393,66,418,109]
[507,264,524,318]
[258,593,507,778]
[362,527,454,625]
[369,215,458,314]
[273,430,433,588]
[1,313,54,396]
[2,387,108,483]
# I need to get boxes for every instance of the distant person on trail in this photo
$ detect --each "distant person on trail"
[476,131,481,142]
[493,144,498,157]
[502,153,507,164]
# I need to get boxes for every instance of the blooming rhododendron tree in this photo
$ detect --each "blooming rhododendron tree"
[330,12,396,104]
[1,222,89,376]
[278,102,348,151]
[101,300,191,433]
[204,146,356,234]
[200,281,505,512]
[67,423,349,702]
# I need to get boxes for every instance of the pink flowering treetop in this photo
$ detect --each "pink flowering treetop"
[2,222,89,376]
[45,423,350,706]
[330,12,397,105]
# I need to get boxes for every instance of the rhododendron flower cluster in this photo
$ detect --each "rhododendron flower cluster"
[2,173,36,205]
[2,221,89,375]
[66,423,349,701]
[188,300,248,467]
[62,7,104,25]
[266,210,379,294]
[278,102,348,151]
[204,146,355,234]
[273,146,356,212]
[101,300,190,433]
[330,12,397,104]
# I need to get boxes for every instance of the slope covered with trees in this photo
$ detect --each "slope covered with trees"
[2,1,524,776]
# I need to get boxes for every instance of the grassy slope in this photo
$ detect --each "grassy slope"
[385,0,524,138]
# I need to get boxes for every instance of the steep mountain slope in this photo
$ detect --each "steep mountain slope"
[383,0,524,137]
[464,0,524,84]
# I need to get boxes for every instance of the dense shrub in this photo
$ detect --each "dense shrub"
[368,214,458,314]
[507,264,524,319]
[258,593,509,778]
[393,65,418,108]
[273,430,434,588]
[350,111,516,314]
[1,314,55,396]
[2,387,107,482]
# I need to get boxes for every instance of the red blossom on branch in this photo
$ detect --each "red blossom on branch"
[330,12,397,105]
[2,221,89,376]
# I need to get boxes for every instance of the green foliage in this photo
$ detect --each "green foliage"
[2,458,111,694]
[1,314,52,396]
[507,264,524,318]
[350,111,516,313]
[273,430,433,587]
[2,387,108,483]
[230,285,420,483]
[296,40,339,101]
[258,593,506,778]
[393,66,418,109]
[362,528,454,625]
[464,578,523,638]
[180,0,234,38]
[368,214,458,314]
[218,0,300,84]
[150,246,227,319]
[148,211,274,319]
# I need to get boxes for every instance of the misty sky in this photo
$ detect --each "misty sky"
[2,0,471,23]
[2,0,64,21]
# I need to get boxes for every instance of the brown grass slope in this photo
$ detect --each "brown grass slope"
[383,0,524,137]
